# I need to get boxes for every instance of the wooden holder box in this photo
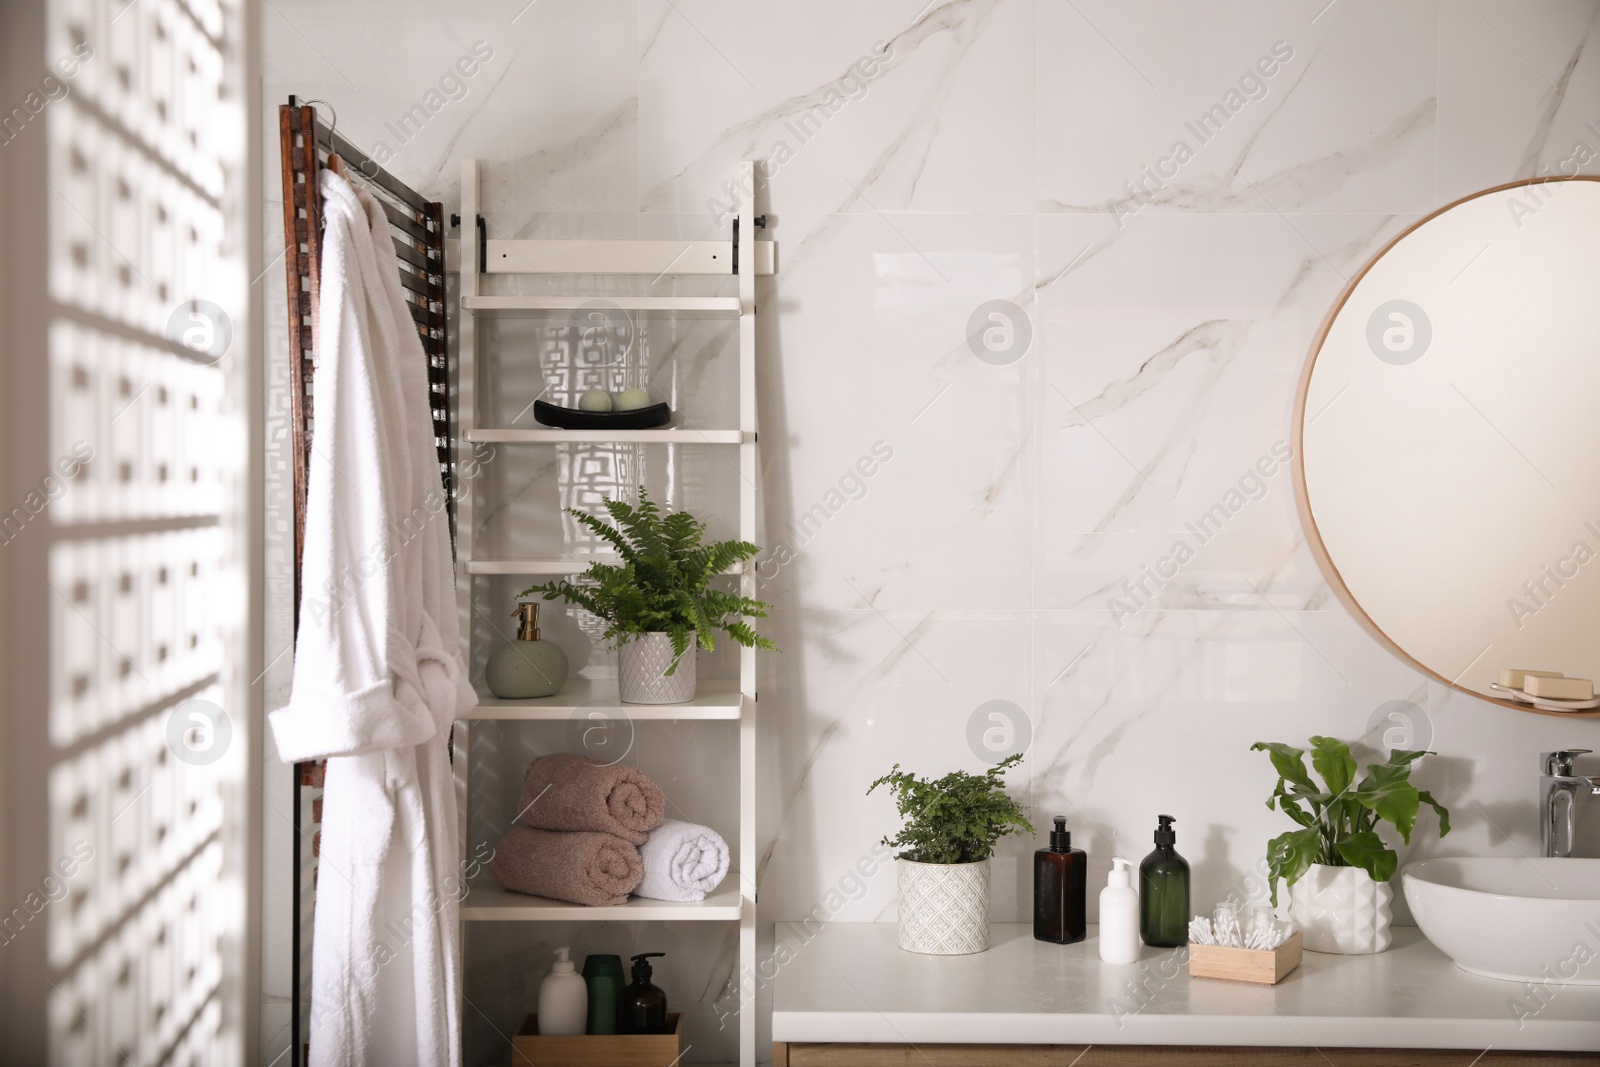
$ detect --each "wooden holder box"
[512,1013,685,1066]
[1187,929,1303,985]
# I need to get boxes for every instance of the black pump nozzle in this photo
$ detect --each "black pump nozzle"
[1154,813,1176,846]
[1049,815,1071,852]
[630,952,665,982]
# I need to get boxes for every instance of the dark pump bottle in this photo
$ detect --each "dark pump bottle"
[1033,815,1087,944]
[1139,814,1190,947]
[620,952,669,1034]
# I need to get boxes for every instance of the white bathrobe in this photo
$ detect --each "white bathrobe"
[271,169,476,1067]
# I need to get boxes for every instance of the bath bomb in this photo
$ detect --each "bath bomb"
[578,388,612,412]
[612,388,652,411]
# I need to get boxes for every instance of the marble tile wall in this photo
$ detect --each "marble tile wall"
[262,1,1600,1062]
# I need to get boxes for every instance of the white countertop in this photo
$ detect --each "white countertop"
[771,923,1600,1052]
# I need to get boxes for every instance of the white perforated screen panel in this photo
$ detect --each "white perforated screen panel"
[2,0,257,1062]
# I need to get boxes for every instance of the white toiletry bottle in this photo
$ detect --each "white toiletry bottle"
[1099,858,1141,964]
[538,946,589,1035]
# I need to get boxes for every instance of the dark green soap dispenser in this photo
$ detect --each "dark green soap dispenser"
[1139,814,1190,947]
[620,952,668,1034]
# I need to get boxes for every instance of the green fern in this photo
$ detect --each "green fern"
[522,489,777,674]
[867,754,1034,864]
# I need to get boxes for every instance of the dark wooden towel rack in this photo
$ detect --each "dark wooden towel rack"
[275,95,454,1067]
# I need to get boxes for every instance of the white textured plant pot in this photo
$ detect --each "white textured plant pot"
[1289,863,1393,954]
[617,632,696,704]
[896,858,990,955]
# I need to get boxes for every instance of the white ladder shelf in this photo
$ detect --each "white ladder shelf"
[452,158,767,1067]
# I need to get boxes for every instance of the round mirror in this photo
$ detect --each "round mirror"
[1294,177,1600,717]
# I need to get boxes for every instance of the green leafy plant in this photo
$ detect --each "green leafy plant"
[521,489,776,673]
[867,754,1035,864]
[1252,737,1450,906]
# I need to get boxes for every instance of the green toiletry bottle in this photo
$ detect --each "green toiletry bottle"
[1139,814,1190,947]
[582,953,624,1035]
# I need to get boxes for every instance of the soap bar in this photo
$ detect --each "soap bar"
[1499,668,1563,689]
[1525,675,1594,701]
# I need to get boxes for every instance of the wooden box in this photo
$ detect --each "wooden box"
[1187,929,1303,985]
[512,1013,685,1066]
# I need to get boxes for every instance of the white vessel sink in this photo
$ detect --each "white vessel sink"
[1403,857,1600,984]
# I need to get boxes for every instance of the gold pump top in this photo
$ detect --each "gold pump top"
[512,602,540,641]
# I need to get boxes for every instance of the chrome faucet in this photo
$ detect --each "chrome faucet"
[1541,750,1600,858]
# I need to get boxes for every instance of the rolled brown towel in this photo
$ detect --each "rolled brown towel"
[516,752,665,846]
[491,826,644,907]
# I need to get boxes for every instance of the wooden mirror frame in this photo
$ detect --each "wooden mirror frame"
[1291,175,1600,719]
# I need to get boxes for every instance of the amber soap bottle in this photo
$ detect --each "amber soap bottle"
[1033,815,1087,944]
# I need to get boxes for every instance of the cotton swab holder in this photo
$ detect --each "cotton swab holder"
[1187,906,1303,985]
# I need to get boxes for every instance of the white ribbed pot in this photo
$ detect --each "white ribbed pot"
[1288,863,1393,954]
[896,858,990,955]
[617,632,696,704]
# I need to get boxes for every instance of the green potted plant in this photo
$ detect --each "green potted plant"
[1252,737,1450,954]
[523,490,776,704]
[867,753,1034,955]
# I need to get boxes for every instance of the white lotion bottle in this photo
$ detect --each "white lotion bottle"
[1099,858,1141,964]
[538,946,588,1035]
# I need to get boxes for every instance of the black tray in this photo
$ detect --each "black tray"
[533,399,672,430]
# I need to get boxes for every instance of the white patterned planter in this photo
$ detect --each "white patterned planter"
[617,632,696,704]
[896,858,990,955]
[1289,863,1393,954]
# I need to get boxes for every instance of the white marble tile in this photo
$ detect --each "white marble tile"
[259,1001,293,1067]
[1037,0,1439,215]
[755,610,1037,928]
[1437,0,1600,202]
[638,0,1037,215]
[264,0,638,208]
[1032,211,1411,611]
[748,211,1036,612]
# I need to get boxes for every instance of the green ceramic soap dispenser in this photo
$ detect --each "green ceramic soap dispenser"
[485,603,568,699]
[1139,814,1190,947]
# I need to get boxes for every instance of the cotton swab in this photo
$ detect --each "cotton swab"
[1187,907,1294,950]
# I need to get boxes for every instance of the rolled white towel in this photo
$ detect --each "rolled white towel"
[635,819,729,902]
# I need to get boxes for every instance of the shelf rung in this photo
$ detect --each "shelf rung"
[466,557,747,576]
[462,295,740,313]
[445,239,776,277]
[487,239,775,276]
[466,558,610,575]
[467,428,745,445]
[465,679,745,720]
[461,884,744,921]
